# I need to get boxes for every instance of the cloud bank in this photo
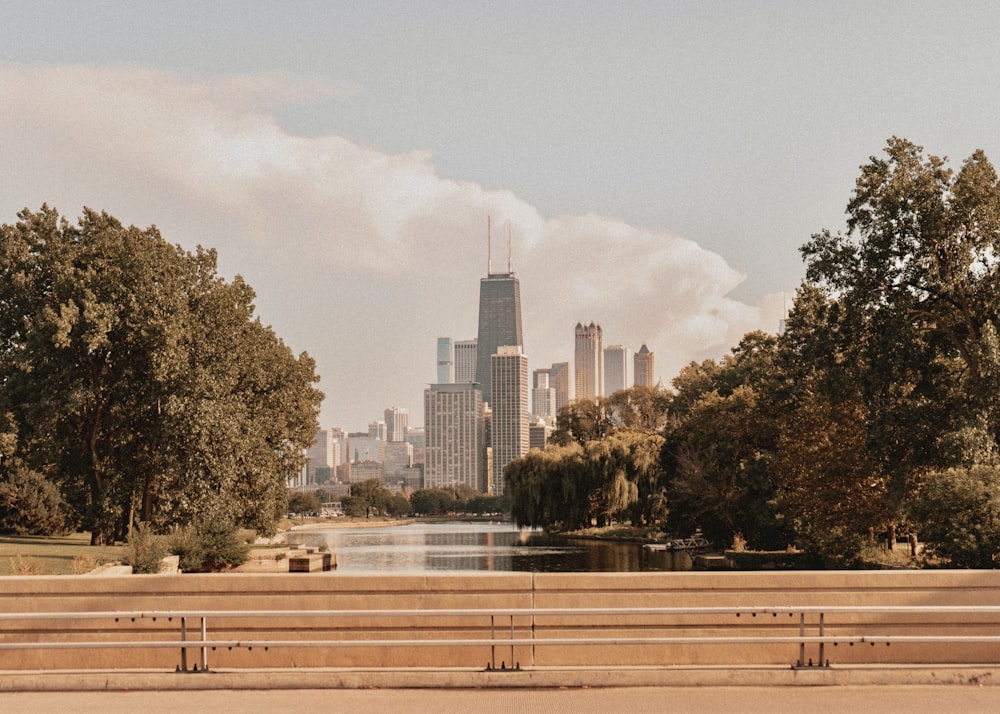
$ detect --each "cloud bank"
[0,65,784,428]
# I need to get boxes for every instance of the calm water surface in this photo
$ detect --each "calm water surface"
[285,521,677,573]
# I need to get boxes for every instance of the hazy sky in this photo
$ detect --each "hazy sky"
[4,1,1000,430]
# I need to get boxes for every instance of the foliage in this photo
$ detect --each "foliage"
[167,517,250,572]
[0,207,323,543]
[123,522,168,574]
[663,333,790,550]
[0,461,67,536]
[409,488,458,516]
[800,138,1000,513]
[505,430,665,531]
[909,466,1000,568]
[287,491,322,516]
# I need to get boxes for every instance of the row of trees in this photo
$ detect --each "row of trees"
[506,138,1000,566]
[289,481,510,520]
[0,207,323,542]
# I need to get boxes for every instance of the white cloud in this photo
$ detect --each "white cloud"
[0,65,784,427]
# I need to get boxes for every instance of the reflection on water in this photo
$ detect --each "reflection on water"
[284,521,680,573]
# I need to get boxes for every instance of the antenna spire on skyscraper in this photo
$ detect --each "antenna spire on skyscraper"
[507,221,512,274]
[487,214,492,275]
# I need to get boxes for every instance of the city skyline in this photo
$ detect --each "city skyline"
[5,3,1000,429]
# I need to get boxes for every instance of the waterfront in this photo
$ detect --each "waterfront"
[284,521,683,573]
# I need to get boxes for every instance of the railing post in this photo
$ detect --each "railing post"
[509,614,514,669]
[200,617,208,672]
[180,616,188,672]
[797,612,805,667]
[818,612,825,666]
[490,614,496,670]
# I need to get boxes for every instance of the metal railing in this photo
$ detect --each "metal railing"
[3,605,1000,672]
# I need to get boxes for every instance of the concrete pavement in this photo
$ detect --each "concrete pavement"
[1,664,998,691]
[7,684,1000,714]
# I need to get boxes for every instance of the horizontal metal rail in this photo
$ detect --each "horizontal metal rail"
[5,605,1000,621]
[3,606,1000,672]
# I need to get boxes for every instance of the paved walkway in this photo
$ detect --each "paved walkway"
[8,685,1000,714]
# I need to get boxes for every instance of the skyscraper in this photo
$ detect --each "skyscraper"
[531,368,557,423]
[549,362,571,413]
[634,344,655,387]
[423,383,486,491]
[454,338,478,383]
[490,346,529,495]
[436,337,453,384]
[574,322,603,401]
[475,273,523,405]
[384,406,409,442]
[604,344,630,396]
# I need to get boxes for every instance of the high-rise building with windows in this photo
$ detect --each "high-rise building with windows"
[454,338,478,383]
[475,273,523,405]
[549,362,571,413]
[634,343,655,387]
[384,406,409,443]
[423,383,487,491]
[490,346,529,495]
[436,337,454,384]
[574,322,603,401]
[604,344,630,396]
[532,368,557,424]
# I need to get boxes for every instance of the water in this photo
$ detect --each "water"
[284,521,686,573]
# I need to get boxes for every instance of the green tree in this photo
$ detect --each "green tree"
[801,139,1000,513]
[909,466,1000,568]
[409,488,458,516]
[287,491,322,516]
[663,333,789,550]
[347,479,391,517]
[549,399,615,447]
[0,207,322,542]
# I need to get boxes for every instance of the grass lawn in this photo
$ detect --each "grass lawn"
[0,533,124,576]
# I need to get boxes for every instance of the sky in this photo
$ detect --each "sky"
[4,1,1000,430]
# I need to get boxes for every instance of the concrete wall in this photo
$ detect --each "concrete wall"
[3,571,1000,671]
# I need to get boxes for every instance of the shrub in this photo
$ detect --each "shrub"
[168,518,249,572]
[123,522,168,574]
[0,464,67,536]
[909,466,1000,568]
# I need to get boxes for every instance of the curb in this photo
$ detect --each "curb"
[1,665,997,691]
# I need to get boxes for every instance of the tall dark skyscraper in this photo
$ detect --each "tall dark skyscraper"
[475,271,523,405]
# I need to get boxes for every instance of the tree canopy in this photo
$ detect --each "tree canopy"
[0,206,322,541]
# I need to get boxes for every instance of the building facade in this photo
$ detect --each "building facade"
[490,346,529,495]
[574,322,603,401]
[454,338,478,384]
[549,362,571,414]
[475,273,523,405]
[436,337,454,384]
[423,383,487,492]
[634,343,655,388]
[604,344,630,396]
[384,406,409,443]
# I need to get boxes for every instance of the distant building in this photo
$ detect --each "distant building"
[454,338,478,384]
[476,273,523,405]
[529,417,551,451]
[634,344,654,388]
[436,337,454,384]
[424,383,487,492]
[549,362,571,413]
[383,440,414,476]
[305,428,340,485]
[531,368,556,422]
[574,322,603,401]
[604,344,630,396]
[350,460,384,483]
[405,426,426,465]
[490,346,529,495]
[384,406,409,443]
